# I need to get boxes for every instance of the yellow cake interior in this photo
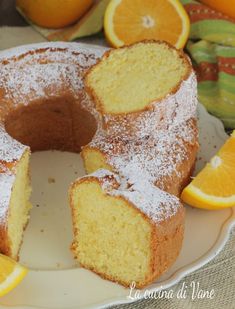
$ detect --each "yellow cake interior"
[82,148,112,174]
[85,42,189,114]
[71,180,152,286]
[7,150,32,259]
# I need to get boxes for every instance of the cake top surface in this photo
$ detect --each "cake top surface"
[0,42,107,108]
[0,42,106,61]
[90,169,181,224]
[0,126,28,165]
[90,116,197,188]
[117,180,181,223]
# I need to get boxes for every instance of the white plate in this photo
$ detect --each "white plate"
[1,103,235,309]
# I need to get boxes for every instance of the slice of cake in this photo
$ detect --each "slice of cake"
[85,40,190,115]
[0,148,32,260]
[70,170,184,288]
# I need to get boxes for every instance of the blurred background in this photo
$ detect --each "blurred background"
[1,0,235,130]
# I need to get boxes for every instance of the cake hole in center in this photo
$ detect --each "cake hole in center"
[4,96,97,153]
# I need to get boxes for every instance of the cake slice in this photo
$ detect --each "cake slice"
[84,40,197,138]
[0,148,32,260]
[70,170,184,288]
[85,40,190,114]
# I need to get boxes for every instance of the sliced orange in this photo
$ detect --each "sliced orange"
[0,254,28,297]
[181,131,235,210]
[104,0,190,49]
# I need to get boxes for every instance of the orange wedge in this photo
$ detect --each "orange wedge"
[181,131,235,210]
[0,254,28,297]
[104,0,190,49]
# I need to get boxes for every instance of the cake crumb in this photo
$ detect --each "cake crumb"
[48,177,55,183]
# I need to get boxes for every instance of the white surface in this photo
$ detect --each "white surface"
[0,103,235,309]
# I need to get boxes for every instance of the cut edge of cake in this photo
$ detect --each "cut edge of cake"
[0,149,32,260]
[85,40,192,115]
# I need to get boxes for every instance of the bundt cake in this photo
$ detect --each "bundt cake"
[0,41,198,288]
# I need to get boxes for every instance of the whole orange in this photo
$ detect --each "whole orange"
[199,0,235,19]
[16,0,94,29]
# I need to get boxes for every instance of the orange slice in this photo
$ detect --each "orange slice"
[181,131,235,210]
[0,254,28,297]
[104,0,190,49]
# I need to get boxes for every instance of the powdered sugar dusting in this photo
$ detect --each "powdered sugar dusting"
[0,43,106,107]
[90,118,197,188]
[0,42,106,61]
[87,169,120,191]
[116,181,180,223]
[88,119,197,223]
[0,126,28,163]
[90,169,181,223]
